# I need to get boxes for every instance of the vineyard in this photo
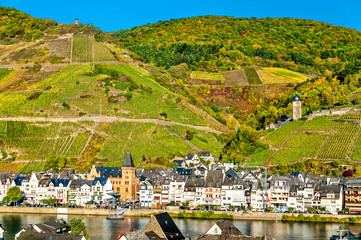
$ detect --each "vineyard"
[0,69,12,80]
[255,115,361,166]
[317,122,361,159]
[93,41,116,62]
[341,111,361,120]
[0,121,92,161]
[72,35,116,62]
[244,67,262,84]
[258,67,308,84]
[191,71,224,80]
[72,35,93,62]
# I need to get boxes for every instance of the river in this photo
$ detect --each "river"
[0,213,359,240]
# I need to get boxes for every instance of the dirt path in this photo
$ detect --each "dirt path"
[0,115,224,134]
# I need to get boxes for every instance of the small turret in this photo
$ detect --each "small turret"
[292,93,302,120]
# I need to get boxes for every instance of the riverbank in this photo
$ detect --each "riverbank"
[0,207,360,223]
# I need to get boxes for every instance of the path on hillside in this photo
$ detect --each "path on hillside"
[0,115,224,134]
[0,61,126,70]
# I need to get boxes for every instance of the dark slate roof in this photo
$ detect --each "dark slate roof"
[185,176,205,189]
[96,167,122,178]
[123,153,135,167]
[199,151,212,157]
[38,178,51,187]
[215,220,243,236]
[206,170,223,188]
[69,179,92,189]
[14,176,25,186]
[225,169,239,178]
[51,179,70,188]
[153,212,185,240]
[175,168,192,176]
[223,177,247,187]
[92,177,108,186]
[18,232,84,240]
[293,93,301,102]
[185,153,196,160]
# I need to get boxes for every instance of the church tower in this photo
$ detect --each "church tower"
[121,153,140,201]
[292,94,302,120]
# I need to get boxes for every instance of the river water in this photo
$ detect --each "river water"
[0,213,359,240]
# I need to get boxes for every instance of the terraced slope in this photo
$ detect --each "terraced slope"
[247,115,361,166]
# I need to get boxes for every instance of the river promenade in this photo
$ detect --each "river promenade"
[0,206,355,221]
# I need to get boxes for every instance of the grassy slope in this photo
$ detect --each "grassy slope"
[0,62,225,171]
[0,64,205,125]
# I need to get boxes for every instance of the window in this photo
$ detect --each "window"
[126,188,129,193]
[125,181,129,185]
[117,187,120,192]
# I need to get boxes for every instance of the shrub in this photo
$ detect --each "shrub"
[186,130,194,140]
[27,92,42,100]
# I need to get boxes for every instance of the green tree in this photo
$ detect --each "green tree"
[44,156,67,172]
[197,204,205,210]
[182,201,190,208]
[69,217,89,240]
[4,186,22,205]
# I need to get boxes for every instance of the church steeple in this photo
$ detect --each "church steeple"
[123,153,135,167]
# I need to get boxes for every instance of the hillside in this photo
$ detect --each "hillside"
[246,113,361,166]
[1,8,361,175]
[112,16,361,75]
[0,7,111,44]
[0,8,231,172]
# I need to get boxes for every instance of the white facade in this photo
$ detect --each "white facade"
[139,181,154,207]
[185,154,200,166]
[91,178,114,204]
[169,180,185,204]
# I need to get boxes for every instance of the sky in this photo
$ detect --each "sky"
[1,0,361,32]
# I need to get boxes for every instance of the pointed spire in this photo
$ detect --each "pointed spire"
[123,153,135,167]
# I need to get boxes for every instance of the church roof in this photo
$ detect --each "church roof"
[123,153,135,167]
[292,94,301,102]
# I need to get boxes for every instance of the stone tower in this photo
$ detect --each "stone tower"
[75,18,79,25]
[121,153,140,201]
[292,94,302,120]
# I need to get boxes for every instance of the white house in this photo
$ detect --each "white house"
[221,177,247,209]
[139,180,154,208]
[22,173,39,203]
[91,177,114,204]
[169,176,186,204]
[198,152,215,162]
[185,153,200,166]
[320,185,343,213]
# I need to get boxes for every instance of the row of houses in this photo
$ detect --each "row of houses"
[138,168,348,213]
[0,152,361,213]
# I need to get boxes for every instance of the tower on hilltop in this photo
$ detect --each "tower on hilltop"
[75,18,79,25]
[292,94,302,121]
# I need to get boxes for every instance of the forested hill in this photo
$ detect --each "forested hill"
[112,16,361,75]
[0,7,110,44]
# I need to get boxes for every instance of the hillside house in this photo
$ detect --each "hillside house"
[185,153,200,166]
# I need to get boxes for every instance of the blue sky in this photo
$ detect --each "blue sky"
[1,0,361,32]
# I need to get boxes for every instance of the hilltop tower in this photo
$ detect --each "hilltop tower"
[292,94,302,120]
[75,18,79,25]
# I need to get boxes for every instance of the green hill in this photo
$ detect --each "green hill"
[112,16,361,75]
